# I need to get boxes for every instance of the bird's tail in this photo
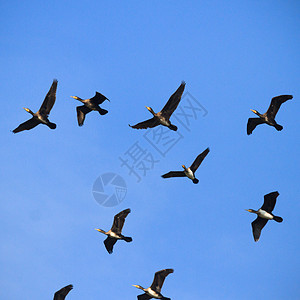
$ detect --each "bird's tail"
[98,108,108,115]
[192,178,199,184]
[273,216,283,222]
[169,124,177,131]
[48,122,56,129]
[274,124,283,131]
[123,236,132,242]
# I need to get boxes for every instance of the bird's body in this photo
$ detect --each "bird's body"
[246,191,283,242]
[12,79,58,133]
[71,92,109,126]
[133,269,173,300]
[53,284,73,300]
[129,81,185,131]
[95,208,132,254]
[247,95,293,135]
[161,148,210,184]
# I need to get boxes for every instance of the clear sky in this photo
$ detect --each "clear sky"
[1,1,299,299]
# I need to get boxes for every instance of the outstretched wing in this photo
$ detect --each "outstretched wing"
[76,105,92,126]
[104,236,117,254]
[251,217,268,242]
[150,269,174,293]
[90,91,109,104]
[12,117,40,133]
[129,117,159,129]
[161,171,186,178]
[53,284,73,300]
[247,118,264,135]
[261,191,279,213]
[39,79,58,115]
[137,294,152,300]
[267,95,293,119]
[111,208,131,234]
[190,148,210,173]
[161,81,185,118]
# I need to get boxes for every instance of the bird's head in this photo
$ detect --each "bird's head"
[23,107,34,115]
[146,106,155,115]
[250,109,259,116]
[70,96,83,102]
[95,228,106,234]
[132,285,144,291]
[182,165,187,170]
[245,209,256,213]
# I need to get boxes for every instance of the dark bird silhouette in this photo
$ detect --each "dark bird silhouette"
[71,92,109,126]
[247,95,293,135]
[162,148,209,184]
[95,208,132,254]
[133,269,174,300]
[246,191,283,242]
[129,81,185,131]
[53,284,73,300]
[12,79,58,133]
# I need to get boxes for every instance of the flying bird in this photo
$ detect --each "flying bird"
[246,191,283,242]
[133,269,174,300]
[247,95,293,135]
[161,148,210,184]
[53,284,73,300]
[12,79,58,133]
[129,81,185,131]
[71,92,109,126]
[95,208,132,254]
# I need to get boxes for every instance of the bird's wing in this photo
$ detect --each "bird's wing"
[129,117,160,129]
[111,208,131,233]
[39,79,58,115]
[190,148,210,173]
[261,191,279,213]
[251,217,268,242]
[137,294,152,300]
[90,91,109,104]
[53,284,73,300]
[267,95,293,119]
[161,81,186,118]
[104,236,117,254]
[76,105,92,126]
[12,117,40,133]
[150,269,174,293]
[161,171,186,178]
[247,118,264,135]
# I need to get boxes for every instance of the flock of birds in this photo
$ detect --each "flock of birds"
[12,80,293,299]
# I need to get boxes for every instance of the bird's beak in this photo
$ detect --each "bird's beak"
[245,209,251,212]
[70,96,77,99]
[250,109,256,113]
[146,106,151,111]
[23,107,30,112]
[95,228,101,232]
[132,285,139,288]
[182,165,186,169]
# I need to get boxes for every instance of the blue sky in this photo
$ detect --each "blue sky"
[1,1,299,299]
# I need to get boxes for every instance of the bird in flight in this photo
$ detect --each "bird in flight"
[246,191,283,242]
[247,95,293,135]
[95,208,132,254]
[12,79,58,133]
[71,91,109,126]
[161,148,210,184]
[133,269,174,300]
[129,81,185,131]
